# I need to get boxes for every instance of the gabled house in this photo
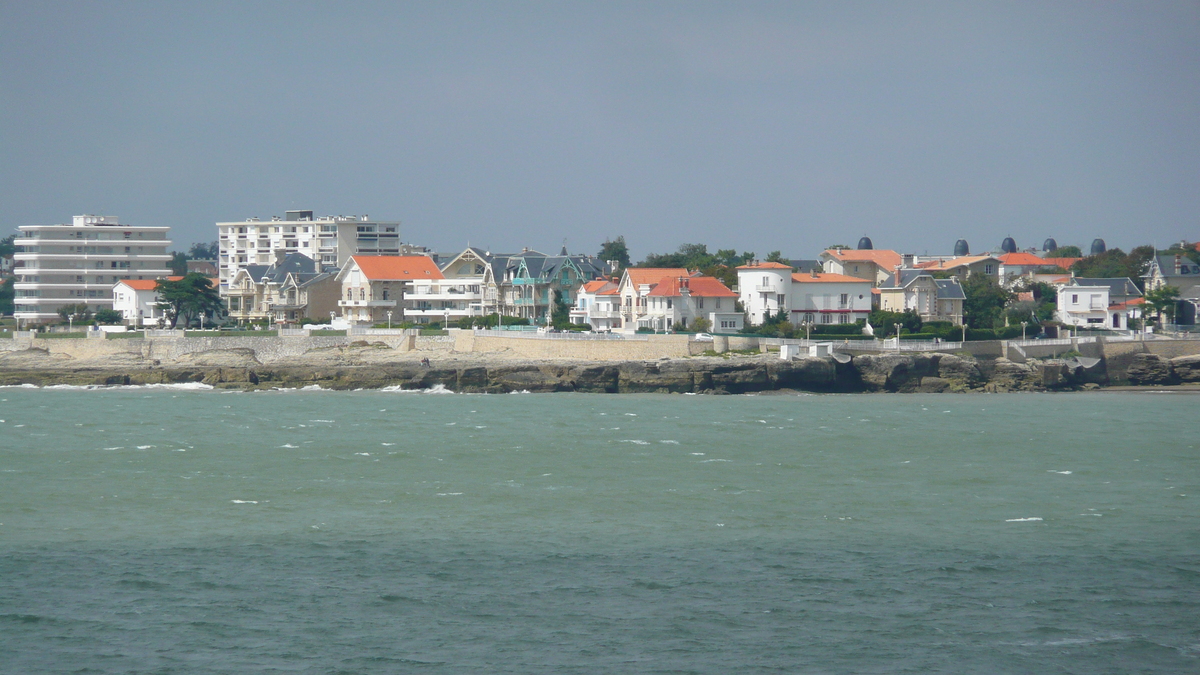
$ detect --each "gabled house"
[336,255,443,325]
[997,252,1081,287]
[571,279,622,330]
[1057,277,1143,330]
[819,248,903,286]
[480,249,612,324]
[224,252,338,324]
[642,275,739,331]
[877,269,964,324]
[914,255,1002,281]
[112,276,182,326]
[616,267,691,328]
[1143,254,1200,325]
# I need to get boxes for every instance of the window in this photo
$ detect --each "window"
[667,299,672,309]
[359,288,366,300]
[838,314,849,324]
[777,294,785,307]
[1071,294,1078,304]
[839,293,848,306]
[984,264,994,275]
[821,314,832,324]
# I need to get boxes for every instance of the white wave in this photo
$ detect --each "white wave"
[381,442,395,446]
[508,390,531,394]
[691,452,705,456]
[136,445,155,449]
[1005,517,1043,522]
[300,384,325,391]
[701,459,732,463]
[378,383,454,394]
[620,440,650,445]
[280,443,298,448]
[660,440,680,445]
[1048,470,1073,475]
[1079,513,1102,516]
[13,424,24,428]
[0,384,38,388]
[231,500,258,504]
[354,452,370,456]
[624,413,637,416]
[435,492,463,496]
[104,446,124,450]
[309,419,335,423]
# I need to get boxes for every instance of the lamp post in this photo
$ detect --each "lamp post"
[329,311,335,327]
[895,322,901,352]
[1021,320,1027,340]
[961,310,968,343]
[804,320,811,342]
[68,315,73,332]
[386,310,392,330]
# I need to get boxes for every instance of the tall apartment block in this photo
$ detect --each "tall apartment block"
[13,215,172,324]
[216,210,402,290]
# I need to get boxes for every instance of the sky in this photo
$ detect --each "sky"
[1,1,1197,260]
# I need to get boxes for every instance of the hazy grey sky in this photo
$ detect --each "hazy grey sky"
[2,1,1197,259]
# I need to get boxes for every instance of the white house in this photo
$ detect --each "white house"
[789,270,874,326]
[736,261,794,325]
[616,267,691,328]
[571,279,622,330]
[642,275,739,331]
[112,277,181,327]
[1057,278,1143,330]
[336,255,443,325]
[818,248,903,286]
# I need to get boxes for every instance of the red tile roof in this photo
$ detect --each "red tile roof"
[625,268,690,286]
[998,252,1050,266]
[581,280,612,293]
[1041,257,1081,269]
[116,276,183,291]
[791,272,871,284]
[351,256,443,280]
[822,249,902,269]
[646,275,737,297]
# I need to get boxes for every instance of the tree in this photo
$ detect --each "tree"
[598,236,631,270]
[691,317,711,333]
[188,241,219,260]
[169,251,189,276]
[1070,247,1153,290]
[1143,285,1181,326]
[57,303,92,324]
[868,309,922,336]
[1052,245,1082,258]
[94,308,124,325]
[155,273,223,328]
[0,276,13,315]
[961,274,1013,328]
[550,289,572,329]
[0,234,15,258]
[765,251,786,263]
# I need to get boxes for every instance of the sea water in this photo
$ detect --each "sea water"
[0,387,1196,673]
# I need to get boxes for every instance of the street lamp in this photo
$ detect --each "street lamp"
[1021,320,1027,340]
[386,310,393,330]
[895,322,901,352]
[68,314,73,332]
[961,310,968,343]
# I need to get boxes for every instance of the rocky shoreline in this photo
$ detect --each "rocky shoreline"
[3,350,1197,393]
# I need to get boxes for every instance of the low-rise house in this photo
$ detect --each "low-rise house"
[224,252,338,324]
[186,259,218,277]
[1143,253,1200,325]
[480,249,612,324]
[337,255,443,325]
[112,276,181,326]
[996,252,1081,287]
[789,270,874,327]
[641,275,739,331]
[1057,277,1143,330]
[617,267,691,328]
[736,261,793,325]
[877,269,965,324]
[819,248,903,286]
[571,279,622,330]
[914,255,1002,281]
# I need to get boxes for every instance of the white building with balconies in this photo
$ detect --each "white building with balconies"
[217,210,405,292]
[13,215,172,325]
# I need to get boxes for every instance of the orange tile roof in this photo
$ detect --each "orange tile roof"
[625,268,690,286]
[919,255,999,271]
[791,272,871,284]
[646,275,737,297]
[1109,298,1145,310]
[736,261,793,269]
[116,276,183,291]
[1041,257,1081,269]
[822,249,902,269]
[999,252,1049,266]
[581,280,611,293]
[352,255,443,280]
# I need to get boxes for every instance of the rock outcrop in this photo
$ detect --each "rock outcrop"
[1126,353,1175,385]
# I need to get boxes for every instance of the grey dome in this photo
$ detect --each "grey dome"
[1090,238,1106,255]
[1042,238,1058,252]
[856,236,873,250]
[953,239,970,256]
[1000,237,1017,254]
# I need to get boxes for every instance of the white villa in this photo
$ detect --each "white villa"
[336,255,443,325]
[571,279,622,330]
[1057,278,1143,330]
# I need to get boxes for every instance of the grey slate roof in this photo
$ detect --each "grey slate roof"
[788,259,821,274]
[1071,277,1142,299]
[935,279,966,300]
[878,269,927,289]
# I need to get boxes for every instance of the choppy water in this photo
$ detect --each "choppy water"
[1,386,1197,673]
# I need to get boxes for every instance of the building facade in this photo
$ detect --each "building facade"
[877,270,965,324]
[336,255,444,325]
[13,215,172,325]
[217,210,403,291]
[736,263,873,327]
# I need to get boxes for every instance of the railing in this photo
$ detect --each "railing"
[837,339,965,352]
[277,328,311,337]
[347,326,416,336]
[472,329,644,341]
[145,329,184,337]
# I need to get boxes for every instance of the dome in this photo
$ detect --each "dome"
[856,236,874,250]
[1042,238,1058,252]
[1000,237,1017,254]
[1090,238,1106,255]
[953,239,970,256]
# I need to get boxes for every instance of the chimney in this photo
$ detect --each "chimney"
[274,249,287,266]
[894,266,902,286]
[1176,254,1183,274]
[810,268,818,278]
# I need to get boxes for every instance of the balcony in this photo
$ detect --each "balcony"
[339,299,398,308]
[755,284,778,293]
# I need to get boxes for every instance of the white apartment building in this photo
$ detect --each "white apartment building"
[13,215,172,324]
[737,262,874,327]
[217,210,401,291]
